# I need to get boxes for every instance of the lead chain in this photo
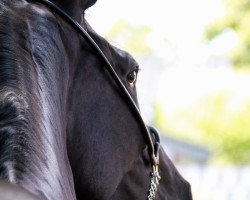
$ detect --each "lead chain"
[147,165,161,200]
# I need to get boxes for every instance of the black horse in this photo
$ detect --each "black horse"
[0,0,192,200]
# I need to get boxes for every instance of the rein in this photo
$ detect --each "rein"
[27,0,161,199]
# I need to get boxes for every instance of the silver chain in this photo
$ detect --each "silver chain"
[147,165,161,200]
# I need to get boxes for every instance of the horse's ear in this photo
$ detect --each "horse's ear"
[84,0,97,10]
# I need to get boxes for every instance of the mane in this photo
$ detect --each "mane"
[0,1,75,199]
[0,1,37,183]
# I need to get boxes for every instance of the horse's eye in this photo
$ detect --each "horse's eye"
[127,71,137,84]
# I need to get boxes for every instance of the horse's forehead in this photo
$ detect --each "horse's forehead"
[113,47,138,68]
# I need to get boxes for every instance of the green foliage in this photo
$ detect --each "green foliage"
[197,93,250,164]
[205,0,250,69]
[106,20,152,55]
[153,92,250,164]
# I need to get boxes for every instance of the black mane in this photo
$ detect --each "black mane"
[0,0,36,183]
[0,2,76,199]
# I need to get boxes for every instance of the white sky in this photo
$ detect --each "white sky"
[87,0,225,34]
[86,0,235,70]
[86,0,227,52]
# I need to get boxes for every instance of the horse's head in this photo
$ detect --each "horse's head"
[66,20,192,199]
[66,27,148,199]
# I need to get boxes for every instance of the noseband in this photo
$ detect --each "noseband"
[27,0,161,199]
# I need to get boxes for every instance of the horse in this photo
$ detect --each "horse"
[0,0,192,199]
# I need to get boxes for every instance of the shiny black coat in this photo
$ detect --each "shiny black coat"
[0,0,192,199]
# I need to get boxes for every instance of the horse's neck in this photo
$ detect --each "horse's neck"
[0,2,76,200]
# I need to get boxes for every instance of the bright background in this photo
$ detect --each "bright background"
[87,0,250,199]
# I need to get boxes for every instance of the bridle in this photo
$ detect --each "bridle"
[27,0,161,199]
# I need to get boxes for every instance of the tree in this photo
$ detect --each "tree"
[153,92,250,164]
[205,0,250,69]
